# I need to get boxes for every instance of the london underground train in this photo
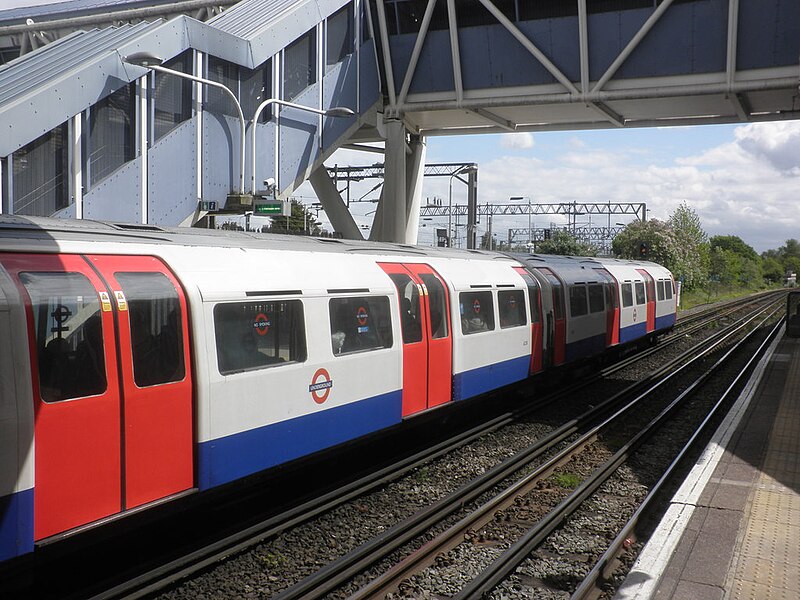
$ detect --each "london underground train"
[0,216,676,562]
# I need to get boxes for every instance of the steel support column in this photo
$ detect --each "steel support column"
[309,166,364,240]
[466,169,478,249]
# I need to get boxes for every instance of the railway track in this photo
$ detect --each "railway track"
[35,292,781,600]
[267,294,783,600]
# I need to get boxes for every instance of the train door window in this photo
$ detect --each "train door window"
[329,296,392,355]
[19,272,107,401]
[498,289,526,328]
[388,274,423,343]
[569,284,588,317]
[538,269,564,319]
[657,280,666,301]
[420,273,449,338]
[214,300,306,374]
[635,281,646,305]
[665,279,674,300]
[116,273,185,387]
[459,291,495,334]
[588,283,605,313]
[621,282,633,307]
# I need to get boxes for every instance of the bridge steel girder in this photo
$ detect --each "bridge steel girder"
[375,0,799,134]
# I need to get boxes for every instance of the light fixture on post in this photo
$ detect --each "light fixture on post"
[510,195,533,245]
[448,164,478,248]
[250,99,354,196]
[122,52,247,199]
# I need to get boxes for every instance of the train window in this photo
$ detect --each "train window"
[635,281,646,305]
[588,283,605,313]
[388,274,423,344]
[621,283,633,308]
[569,285,588,317]
[20,272,107,402]
[498,289,526,328]
[420,274,449,339]
[665,280,674,300]
[215,300,306,374]
[460,291,495,334]
[116,273,185,387]
[657,280,666,301]
[538,269,564,320]
[330,296,393,355]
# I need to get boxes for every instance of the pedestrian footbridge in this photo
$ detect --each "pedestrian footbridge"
[0,0,797,244]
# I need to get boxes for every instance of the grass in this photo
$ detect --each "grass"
[552,472,582,489]
[678,283,781,312]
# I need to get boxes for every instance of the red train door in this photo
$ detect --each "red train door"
[87,255,193,509]
[595,268,620,346]
[1,253,123,540]
[1,253,193,540]
[637,269,656,332]
[513,267,544,374]
[380,263,452,416]
[537,268,566,366]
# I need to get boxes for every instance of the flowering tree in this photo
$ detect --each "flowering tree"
[668,202,709,290]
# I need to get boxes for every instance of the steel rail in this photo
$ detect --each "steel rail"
[273,297,779,600]
[570,313,785,600]
[456,301,783,599]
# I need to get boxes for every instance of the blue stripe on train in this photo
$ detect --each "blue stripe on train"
[0,488,34,561]
[197,390,403,489]
[656,313,676,330]
[453,355,530,402]
[565,332,607,363]
[619,321,648,344]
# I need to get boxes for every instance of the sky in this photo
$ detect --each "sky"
[289,120,800,253]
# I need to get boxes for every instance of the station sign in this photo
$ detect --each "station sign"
[254,199,291,216]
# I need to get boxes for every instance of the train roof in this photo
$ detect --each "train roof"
[0,215,515,262]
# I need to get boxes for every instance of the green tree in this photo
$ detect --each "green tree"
[537,230,597,256]
[267,200,322,235]
[669,202,708,290]
[762,256,784,284]
[709,235,759,262]
[611,219,675,265]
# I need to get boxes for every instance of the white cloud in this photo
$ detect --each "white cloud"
[499,132,534,150]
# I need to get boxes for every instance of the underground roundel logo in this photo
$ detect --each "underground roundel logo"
[253,313,271,336]
[472,299,481,314]
[356,306,368,326]
[309,368,333,404]
[508,296,516,308]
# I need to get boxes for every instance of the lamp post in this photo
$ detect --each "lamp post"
[123,52,247,194]
[448,164,478,248]
[250,99,354,196]
[510,195,532,245]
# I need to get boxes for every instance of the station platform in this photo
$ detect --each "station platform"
[616,326,799,600]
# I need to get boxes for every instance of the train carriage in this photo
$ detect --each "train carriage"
[0,216,677,563]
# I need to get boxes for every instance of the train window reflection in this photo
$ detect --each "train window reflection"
[588,283,605,313]
[498,289,526,328]
[330,296,392,355]
[20,272,107,402]
[460,291,494,334]
[621,283,633,308]
[214,300,306,374]
[420,274,449,339]
[117,272,185,387]
[635,281,646,305]
[389,274,423,344]
[569,285,588,317]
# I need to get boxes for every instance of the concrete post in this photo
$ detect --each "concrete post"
[382,118,407,243]
[404,134,426,245]
[309,166,364,240]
